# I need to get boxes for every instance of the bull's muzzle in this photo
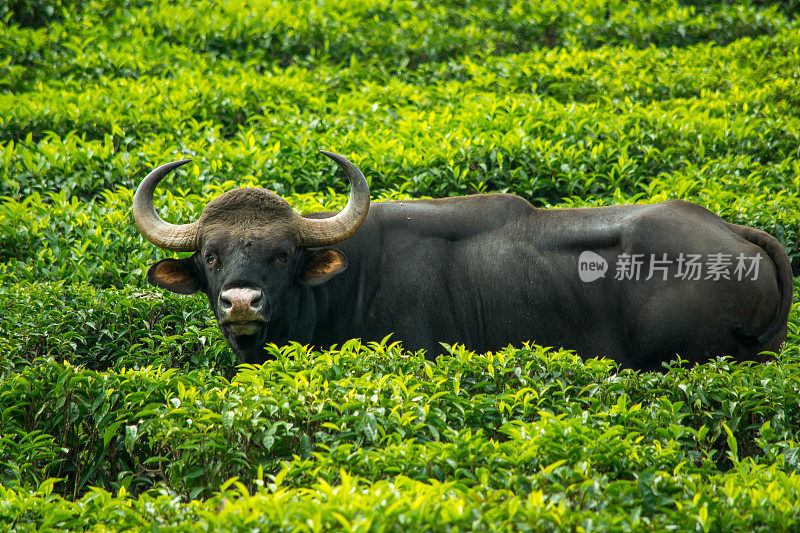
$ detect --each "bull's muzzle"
[218,288,267,335]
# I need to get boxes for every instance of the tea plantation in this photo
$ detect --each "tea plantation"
[2,0,800,530]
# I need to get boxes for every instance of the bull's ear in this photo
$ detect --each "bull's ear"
[303,249,347,286]
[147,257,200,294]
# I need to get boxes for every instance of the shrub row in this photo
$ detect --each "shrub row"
[3,461,800,531]
[0,282,231,375]
[144,0,793,65]
[0,334,799,503]
[3,28,800,198]
[3,0,795,90]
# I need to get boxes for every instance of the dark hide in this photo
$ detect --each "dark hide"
[149,194,792,370]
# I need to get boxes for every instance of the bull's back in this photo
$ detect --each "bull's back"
[351,194,538,354]
[341,197,785,365]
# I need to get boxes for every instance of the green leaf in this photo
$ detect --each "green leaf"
[103,421,124,447]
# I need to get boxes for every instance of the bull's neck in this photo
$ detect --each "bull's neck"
[304,245,374,347]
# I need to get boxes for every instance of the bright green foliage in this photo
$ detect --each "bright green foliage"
[2,339,800,529]
[1,0,800,530]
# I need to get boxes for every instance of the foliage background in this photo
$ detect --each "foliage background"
[1,0,799,530]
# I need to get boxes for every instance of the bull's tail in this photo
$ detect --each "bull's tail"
[726,222,793,349]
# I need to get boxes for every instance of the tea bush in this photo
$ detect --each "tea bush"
[1,0,799,530]
[2,339,800,529]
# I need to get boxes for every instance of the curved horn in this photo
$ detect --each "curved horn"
[133,160,199,252]
[295,151,370,247]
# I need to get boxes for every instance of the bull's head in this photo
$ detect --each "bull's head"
[132,151,369,363]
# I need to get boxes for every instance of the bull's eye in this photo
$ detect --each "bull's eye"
[205,253,217,266]
[276,252,288,264]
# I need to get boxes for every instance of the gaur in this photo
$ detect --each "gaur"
[133,152,792,370]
